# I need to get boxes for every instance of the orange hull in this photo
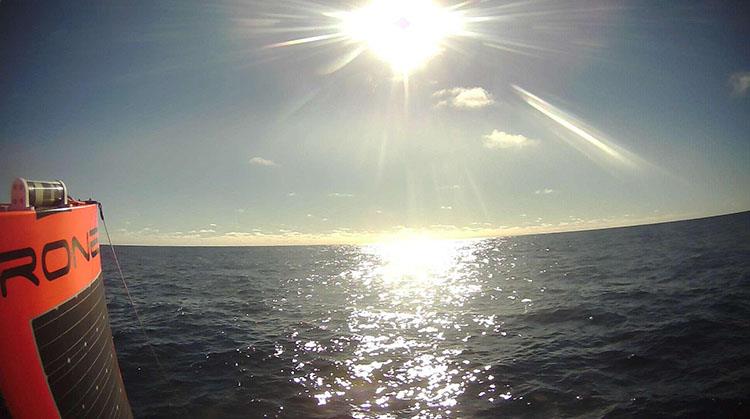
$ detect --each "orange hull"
[0,203,132,418]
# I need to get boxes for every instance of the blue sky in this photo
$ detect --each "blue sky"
[1,0,748,245]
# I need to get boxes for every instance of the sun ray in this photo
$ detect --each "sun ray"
[240,0,641,156]
[264,32,345,49]
[513,85,642,169]
[249,0,630,84]
[319,45,367,75]
[482,42,542,58]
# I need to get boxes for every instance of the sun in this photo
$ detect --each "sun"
[337,0,464,76]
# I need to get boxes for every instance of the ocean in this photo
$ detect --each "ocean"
[102,212,750,418]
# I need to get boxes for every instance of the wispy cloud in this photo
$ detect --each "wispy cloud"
[249,156,279,167]
[535,188,556,195]
[483,130,537,149]
[730,72,750,97]
[111,212,686,246]
[328,192,355,198]
[433,87,495,109]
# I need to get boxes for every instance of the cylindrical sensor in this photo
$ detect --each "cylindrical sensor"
[10,178,68,210]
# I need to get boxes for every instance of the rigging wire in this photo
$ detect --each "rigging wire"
[94,201,175,404]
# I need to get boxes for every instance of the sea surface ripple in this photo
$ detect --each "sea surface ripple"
[103,212,750,418]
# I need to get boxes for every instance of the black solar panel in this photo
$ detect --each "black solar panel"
[32,275,133,419]
[0,389,9,418]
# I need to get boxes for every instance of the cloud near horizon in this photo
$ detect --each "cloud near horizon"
[328,192,355,198]
[483,130,537,149]
[729,72,750,97]
[433,87,495,109]
[108,212,688,247]
[249,156,279,167]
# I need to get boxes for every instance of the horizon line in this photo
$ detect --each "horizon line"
[102,209,749,248]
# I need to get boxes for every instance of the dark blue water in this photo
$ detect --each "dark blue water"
[102,212,750,418]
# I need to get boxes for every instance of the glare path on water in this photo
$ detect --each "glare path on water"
[239,3,658,412]
[272,239,540,418]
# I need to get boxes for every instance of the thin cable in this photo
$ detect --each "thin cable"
[99,205,173,398]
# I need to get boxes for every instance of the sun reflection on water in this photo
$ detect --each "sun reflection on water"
[282,238,539,417]
[367,238,467,286]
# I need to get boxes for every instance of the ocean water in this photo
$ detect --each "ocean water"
[102,212,750,418]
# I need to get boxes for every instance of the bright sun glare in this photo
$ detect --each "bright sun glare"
[260,0,647,176]
[337,0,464,75]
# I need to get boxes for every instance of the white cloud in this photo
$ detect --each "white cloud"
[440,206,453,210]
[730,72,750,97]
[328,192,355,198]
[433,87,495,109]
[483,130,537,149]
[187,229,216,235]
[287,192,297,197]
[110,213,685,246]
[535,188,556,195]
[225,231,253,238]
[249,156,279,167]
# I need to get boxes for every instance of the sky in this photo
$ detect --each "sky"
[1,0,749,245]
